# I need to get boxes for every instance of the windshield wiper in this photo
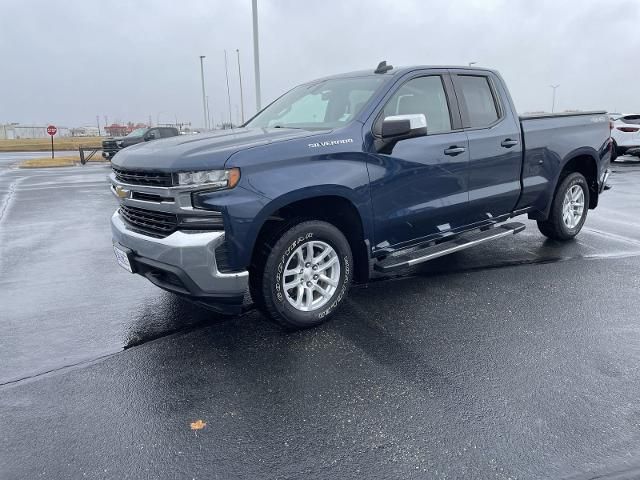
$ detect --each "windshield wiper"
[272,125,304,130]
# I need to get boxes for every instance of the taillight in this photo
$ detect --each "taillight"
[617,126,640,132]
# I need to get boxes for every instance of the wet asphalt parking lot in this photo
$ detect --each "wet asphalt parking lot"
[1,153,640,479]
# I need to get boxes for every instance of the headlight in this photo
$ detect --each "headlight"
[116,141,124,148]
[177,168,240,189]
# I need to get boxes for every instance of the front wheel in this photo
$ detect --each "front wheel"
[250,220,353,329]
[537,172,589,241]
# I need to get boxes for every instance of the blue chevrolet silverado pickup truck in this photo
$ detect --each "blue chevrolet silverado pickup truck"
[110,62,611,329]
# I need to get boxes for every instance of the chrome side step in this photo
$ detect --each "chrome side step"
[374,222,526,273]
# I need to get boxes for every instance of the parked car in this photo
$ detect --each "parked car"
[109,62,612,329]
[102,127,179,159]
[609,113,640,160]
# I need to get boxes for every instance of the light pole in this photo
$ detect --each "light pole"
[206,96,211,130]
[199,55,208,130]
[550,84,560,113]
[252,0,261,112]
[236,49,245,124]
[224,50,233,126]
[468,61,477,67]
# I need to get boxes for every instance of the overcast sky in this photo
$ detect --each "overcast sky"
[1,0,638,128]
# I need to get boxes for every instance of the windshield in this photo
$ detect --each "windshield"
[245,76,385,130]
[126,128,147,138]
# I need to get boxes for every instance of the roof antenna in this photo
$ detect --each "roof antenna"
[374,60,393,74]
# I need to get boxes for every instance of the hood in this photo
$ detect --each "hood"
[111,127,326,172]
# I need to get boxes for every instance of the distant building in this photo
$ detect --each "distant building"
[0,123,70,139]
[70,126,101,137]
[104,123,148,137]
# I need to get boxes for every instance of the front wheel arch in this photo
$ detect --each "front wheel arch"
[249,194,371,284]
[250,220,354,329]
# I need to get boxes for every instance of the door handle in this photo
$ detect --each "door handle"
[501,138,519,148]
[444,146,466,156]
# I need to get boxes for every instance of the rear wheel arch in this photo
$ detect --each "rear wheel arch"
[528,152,599,221]
[537,172,590,241]
[559,154,599,209]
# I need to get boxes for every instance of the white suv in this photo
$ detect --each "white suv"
[610,113,640,160]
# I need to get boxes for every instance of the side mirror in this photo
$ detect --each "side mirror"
[377,114,427,153]
[145,132,156,141]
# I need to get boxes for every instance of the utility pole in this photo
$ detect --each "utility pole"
[224,50,233,126]
[199,55,208,130]
[236,49,245,123]
[252,0,261,112]
[550,84,560,113]
[96,115,101,136]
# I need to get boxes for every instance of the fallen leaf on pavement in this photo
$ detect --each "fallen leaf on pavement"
[190,420,206,430]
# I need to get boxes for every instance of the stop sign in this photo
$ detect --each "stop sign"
[47,125,57,136]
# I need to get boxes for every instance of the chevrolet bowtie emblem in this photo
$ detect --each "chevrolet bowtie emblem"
[115,186,130,199]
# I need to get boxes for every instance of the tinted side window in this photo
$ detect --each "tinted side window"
[457,75,499,128]
[382,76,452,134]
[161,128,178,137]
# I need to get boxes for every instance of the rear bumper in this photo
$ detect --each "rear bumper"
[111,211,248,312]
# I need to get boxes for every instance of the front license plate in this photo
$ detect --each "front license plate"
[113,245,133,273]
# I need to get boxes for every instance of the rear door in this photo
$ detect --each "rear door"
[366,71,470,249]
[451,71,522,224]
[160,127,179,138]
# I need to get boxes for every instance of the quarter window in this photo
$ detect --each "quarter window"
[457,75,500,128]
[381,76,452,134]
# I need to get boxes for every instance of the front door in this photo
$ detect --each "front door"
[365,72,470,250]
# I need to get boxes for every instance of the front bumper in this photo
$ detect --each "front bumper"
[111,211,248,312]
[102,146,120,155]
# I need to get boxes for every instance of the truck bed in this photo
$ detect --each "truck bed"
[516,111,610,214]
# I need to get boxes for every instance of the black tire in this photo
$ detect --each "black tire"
[611,141,618,162]
[250,220,353,329]
[537,172,589,241]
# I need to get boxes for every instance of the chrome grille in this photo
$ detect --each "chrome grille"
[119,205,178,237]
[112,167,173,187]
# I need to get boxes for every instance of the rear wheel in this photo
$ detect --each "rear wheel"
[250,220,353,329]
[537,172,589,241]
